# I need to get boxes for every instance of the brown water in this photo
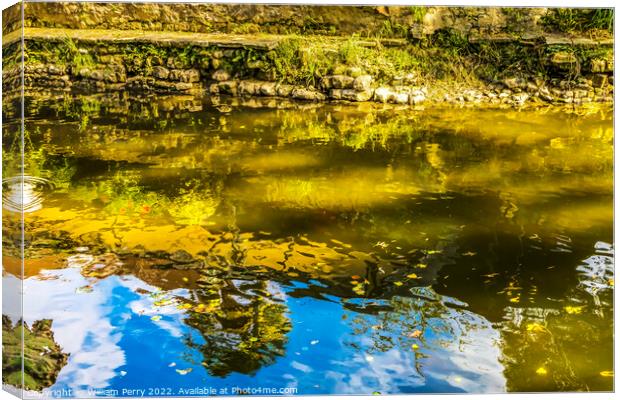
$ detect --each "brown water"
[2,94,614,395]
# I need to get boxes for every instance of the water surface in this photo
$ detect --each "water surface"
[2,94,614,395]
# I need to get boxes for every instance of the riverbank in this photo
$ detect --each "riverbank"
[2,25,614,108]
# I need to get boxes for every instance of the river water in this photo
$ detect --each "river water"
[2,94,614,395]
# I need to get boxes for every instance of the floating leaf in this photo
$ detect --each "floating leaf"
[408,330,422,338]
[372,392,381,395]
[415,263,427,269]
[153,299,174,307]
[351,275,361,280]
[536,366,548,375]
[509,297,520,303]
[168,362,176,367]
[564,305,584,314]
[75,285,94,294]
[526,323,546,333]
[176,368,192,375]
[600,370,613,377]
[151,315,162,322]
[406,273,419,279]
[411,343,419,350]
[608,278,614,287]
[310,340,319,345]
[182,277,189,282]
[177,303,193,310]
[249,337,259,342]
[119,370,127,377]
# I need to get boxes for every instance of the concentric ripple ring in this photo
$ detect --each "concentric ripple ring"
[2,175,54,213]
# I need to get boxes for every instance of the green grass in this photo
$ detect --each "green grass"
[542,8,614,34]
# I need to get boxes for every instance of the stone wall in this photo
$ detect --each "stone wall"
[13,3,598,39]
[4,35,613,108]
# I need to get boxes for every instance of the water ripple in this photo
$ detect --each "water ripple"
[2,175,54,213]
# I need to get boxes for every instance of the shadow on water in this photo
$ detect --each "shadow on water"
[1,92,614,395]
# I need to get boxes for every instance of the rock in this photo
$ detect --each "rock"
[591,74,608,88]
[152,66,169,80]
[590,59,610,73]
[212,69,230,82]
[238,80,261,96]
[170,69,200,83]
[291,87,326,101]
[526,82,539,93]
[2,317,68,391]
[409,89,426,105]
[538,86,553,102]
[175,82,194,91]
[573,89,588,99]
[346,67,364,78]
[353,75,373,91]
[373,87,392,103]
[89,70,105,81]
[463,89,482,102]
[276,84,294,97]
[329,89,344,100]
[371,87,412,104]
[322,75,354,90]
[218,80,238,95]
[340,88,373,102]
[511,92,529,106]
[550,52,579,72]
[259,82,277,96]
[391,92,409,104]
[502,77,522,89]
[77,67,91,78]
[47,65,63,75]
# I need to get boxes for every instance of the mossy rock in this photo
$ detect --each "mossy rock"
[2,316,69,391]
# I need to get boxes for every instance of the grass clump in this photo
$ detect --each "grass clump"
[24,37,95,70]
[267,32,482,87]
[542,8,613,35]
[269,37,335,86]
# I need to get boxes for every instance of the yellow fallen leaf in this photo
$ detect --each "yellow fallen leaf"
[406,273,419,279]
[411,343,419,350]
[182,277,189,282]
[526,323,546,333]
[564,305,584,314]
[536,367,547,375]
[608,278,614,287]
[600,371,613,377]
[175,368,192,375]
[394,281,404,287]
[408,330,422,338]
[150,315,162,322]
[416,263,427,269]
[509,297,520,303]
